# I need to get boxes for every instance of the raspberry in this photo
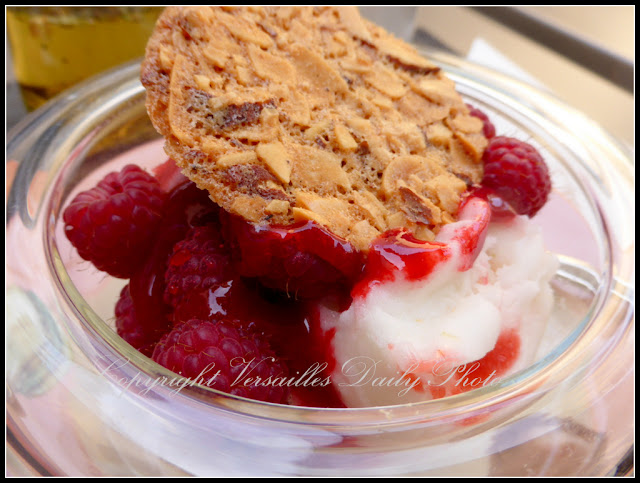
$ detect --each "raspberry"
[152,318,289,404]
[481,136,551,217]
[164,224,233,311]
[221,213,365,299]
[163,223,301,328]
[63,164,166,278]
[467,104,496,139]
[115,284,170,357]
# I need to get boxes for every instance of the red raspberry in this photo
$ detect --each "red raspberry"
[63,164,166,278]
[481,136,551,217]
[467,104,496,139]
[164,224,233,311]
[152,318,289,404]
[163,222,288,328]
[115,284,170,357]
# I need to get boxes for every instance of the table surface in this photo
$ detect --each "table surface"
[7,6,634,146]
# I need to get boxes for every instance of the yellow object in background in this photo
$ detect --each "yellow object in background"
[7,7,164,110]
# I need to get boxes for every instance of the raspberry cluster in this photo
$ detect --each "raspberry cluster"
[63,161,357,404]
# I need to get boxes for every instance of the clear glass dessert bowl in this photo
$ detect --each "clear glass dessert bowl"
[6,53,634,476]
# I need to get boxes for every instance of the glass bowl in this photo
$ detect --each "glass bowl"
[6,51,634,476]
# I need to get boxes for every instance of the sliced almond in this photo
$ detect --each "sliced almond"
[203,44,230,68]
[230,195,266,222]
[364,64,407,99]
[448,138,484,184]
[333,30,350,46]
[295,192,354,238]
[345,116,373,135]
[441,211,455,225]
[304,120,331,140]
[398,185,442,225]
[248,44,296,84]
[383,122,427,155]
[168,55,198,143]
[370,94,394,109]
[350,220,380,251]
[222,10,273,48]
[334,124,358,151]
[292,206,329,227]
[352,191,387,230]
[207,96,227,111]
[381,155,424,197]
[415,77,460,105]
[289,44,349,95]
[453,131,488,163]
[387,211,409,230]
[281,90,310,126]
[291,146,351,191]
[217,151,258,167]
[396,90,449,125]
[372,33,438,72]
[335,6,372,41]
[340,57,372,74]
[448,114,484,134]
[159,45,174,70]
[193,74,212,92]
[265,199,291,215]
[423,174,466,214]
[414,224,436,242]
[256,141,291,184]
[426,122,453,147]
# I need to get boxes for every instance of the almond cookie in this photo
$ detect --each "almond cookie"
[141,6,487,251]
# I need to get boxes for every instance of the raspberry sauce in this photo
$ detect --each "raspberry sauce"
[451,328,521,396]
[353,196,491,298]
[221,212,365,299]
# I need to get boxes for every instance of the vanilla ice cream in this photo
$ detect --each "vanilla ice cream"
[318,205,558,408]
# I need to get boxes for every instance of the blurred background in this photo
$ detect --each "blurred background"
[362,6,634,147]
[6,6,635,147]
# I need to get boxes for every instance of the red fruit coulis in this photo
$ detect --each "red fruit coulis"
[353,196,491,299]
[221,212,365,299]
[123,161,519,408]
[450,328,521,396]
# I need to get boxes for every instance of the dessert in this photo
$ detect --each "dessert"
[63,6,557,408]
